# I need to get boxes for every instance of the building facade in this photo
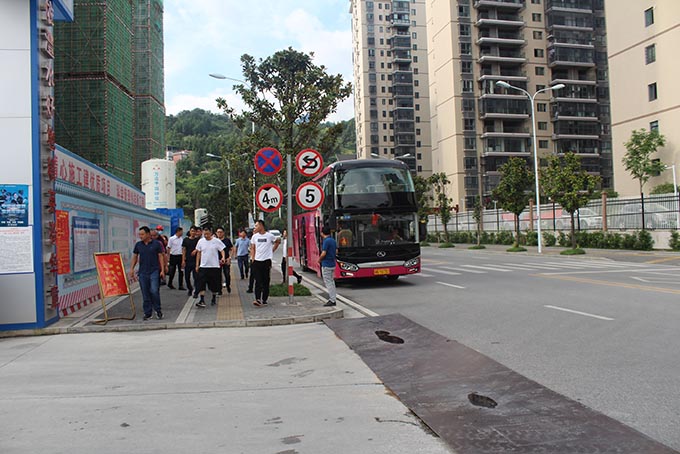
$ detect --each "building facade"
[606,0,680,196]
[427,0,612,209]
[350,0,433,175]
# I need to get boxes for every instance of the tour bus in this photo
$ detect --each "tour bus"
[292,159,421,280]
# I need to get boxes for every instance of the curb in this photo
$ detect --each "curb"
[0,307,343,338]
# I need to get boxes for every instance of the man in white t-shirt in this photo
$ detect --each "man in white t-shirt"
[249,219,280,307]
[166,227,185,290]
[194,226,226,308]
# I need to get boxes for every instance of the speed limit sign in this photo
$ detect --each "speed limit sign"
[296,181,324,211]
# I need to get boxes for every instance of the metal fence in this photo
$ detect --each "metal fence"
[428,193,680,235]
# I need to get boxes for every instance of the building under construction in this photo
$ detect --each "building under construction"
[54,0,165,187]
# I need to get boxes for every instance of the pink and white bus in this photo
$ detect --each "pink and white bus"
[292,159,421,280]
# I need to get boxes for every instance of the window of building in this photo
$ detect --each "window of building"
[380,50,384,56]
[383,135,388,142]
[415,116,420,123]
[412,8,416,14]
[462,98,475,112]
[531,0,540,3]
[650,120,659,132]
[536,84,545,91]
[464,157,477,169]
[368,37,375,45]
[369,61,375,69]
[380,62,385,68]
[645,44,656,64]
[463,118,475,131]
[534,49,544,58]
[539,140,549,149]
[412,44,418,50]
[464,137,476,150]
[381,86,386,93]
[416,128,421,135]
[414,79,419,87]
[367,13,374,21]
[414,68,419,74]
[532,13,542,22]
[533,31,543,39]
[385,3,389,9]
[413,56,418,62]
[412,32,417,38]
[379,38,384,45]
[416,140,421,147]
[368,48,375,56]
[415,104,420,111]
[412,20,416,26]
[378,15,383,21]
[461,61,472,73]
[415,92,420,98]
[458,4,470,17]
[462,80,474,93]
[535,66,545,75]
[644,7,654,27]
[459,24,470,36]
[537,103,547,112]
[648,82,658,101]
[538,122,548,130]
[367,1,374,8]
[460,43,471,55]
[382,110,387,117]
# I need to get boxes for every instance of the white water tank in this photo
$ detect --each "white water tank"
[141,159,176,209]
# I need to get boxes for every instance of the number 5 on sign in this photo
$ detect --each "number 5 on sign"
[296,181,324,211]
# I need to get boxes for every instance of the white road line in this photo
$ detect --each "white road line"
[463,264,512,272]
[541,262,591,269]
[176,296,196,324]
[428,268,462,276]
[500,263,540,270]
[417,272,434,277]
[436,281,466,289]
[441,266,486,274]
[539,267,677,275]
[522,262,565,270]
[544,305,614,321]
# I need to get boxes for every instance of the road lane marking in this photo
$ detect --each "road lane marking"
[536,273,680,294]
[428,268,462,276]
[463,264,512,272]
[436,282,465,289]
[523,262,567,269]
[645,256,680,264]
[442,266,486,274]
[417,272,434,277]
[544,305,614,321]
[501,263,540,270]
[538,267,675,276]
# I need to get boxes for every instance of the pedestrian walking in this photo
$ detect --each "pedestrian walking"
[234,229,251,280]
[182,225,200,297]
[249,219,280,307]
[215,227,234,294]
[319,226,337,307]
[280,229,302,285]
[129,226,165,320]
[195,226,226,307]
[150,229,168,286]
[166,227,185,290]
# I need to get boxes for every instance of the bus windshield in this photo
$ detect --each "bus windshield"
[335,166,415,209]
[336,213,417,248]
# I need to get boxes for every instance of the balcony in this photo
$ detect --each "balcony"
[546,0,593,14]
[548,47,595,68]
[478,68,527,83]
[393,108,414,121]
[390,36,411,50]
[552,122,600,140]
[476,12,524,28]
[395,134,416,145]
[392,50,412,63]
[394,122,415,134]
[391,14,411,27]
[551,103,599,121]
[483,137,530,155]
[479,98,530,119]
[392,1,410,13]
[554,139,599,155]
[477,30,525,46]
[393,85,414,97]
[547,15,594,31]
[481,126,531,139]
[551,77,596,86]
[474,0,525,10]
[478,49,526,64]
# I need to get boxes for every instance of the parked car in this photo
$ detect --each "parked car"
[556,207,602,230]
[614,202,676,230]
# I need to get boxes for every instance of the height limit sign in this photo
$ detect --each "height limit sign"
[256,184,283,213]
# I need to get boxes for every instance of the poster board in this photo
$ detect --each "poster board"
[92,252,135,324]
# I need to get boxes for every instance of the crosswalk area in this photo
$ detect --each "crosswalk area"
[416,257,665,279]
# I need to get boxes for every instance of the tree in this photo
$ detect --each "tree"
[623,129,666,195]
[428,173,453,241]
[651,182,678,195]
[542,153,600,249]
[492,158,533,247]
[216,48,353,157]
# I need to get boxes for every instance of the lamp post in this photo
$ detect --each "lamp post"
[495,81,565,253]
[206,154,234,240]
[208,73,256,134]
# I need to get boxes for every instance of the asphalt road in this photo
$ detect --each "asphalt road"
[292,246,680,451]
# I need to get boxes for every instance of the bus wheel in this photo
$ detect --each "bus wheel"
[386,275,399,281]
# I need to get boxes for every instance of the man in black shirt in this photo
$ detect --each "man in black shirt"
[182,225,201,297]
[215,227,234,294]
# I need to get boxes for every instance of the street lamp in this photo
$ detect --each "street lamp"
[209,73,256,134]
[206,154,234,240]
[495,80,565,253]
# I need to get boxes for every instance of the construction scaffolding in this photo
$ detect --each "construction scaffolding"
[54,0,165,188]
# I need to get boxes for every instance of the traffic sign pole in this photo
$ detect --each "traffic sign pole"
[287,154,294,304]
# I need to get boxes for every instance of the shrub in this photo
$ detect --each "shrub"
[543,231,557,247]
[634,230,654,250]
[268,283,311,296]
[420,241,431,247]
[670,231,680,251]
[495,230,515,245]
[439,242,455,248]
[560,248,586,255]
[621,233,636,250]
[525,231,538,246]
[557,232,570,247]
[604,232,621,249]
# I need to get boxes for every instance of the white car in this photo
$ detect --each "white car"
[269,229,282,240]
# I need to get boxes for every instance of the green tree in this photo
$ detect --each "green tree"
[623,129,666,195]
[429,173,453,241]
[651,182,678,195]
[492,158,533,247]
[412,175,431,223]
[216,48,352,157]
[542,153,600,249]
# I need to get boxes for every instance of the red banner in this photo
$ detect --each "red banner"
[56,210,70,274]
[94,253,130,297]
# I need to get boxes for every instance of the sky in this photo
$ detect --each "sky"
[163,0,354,122]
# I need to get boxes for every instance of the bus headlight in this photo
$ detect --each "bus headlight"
[404,257,420,268]
[338,261,359,272]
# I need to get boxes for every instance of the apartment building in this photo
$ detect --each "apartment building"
[427,0,612,209]
[606,1,680,196]
[350,0,433,175]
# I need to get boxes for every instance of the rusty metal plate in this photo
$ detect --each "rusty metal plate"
[325,314,678,454]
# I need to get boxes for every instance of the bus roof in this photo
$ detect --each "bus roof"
[314,158,410,181]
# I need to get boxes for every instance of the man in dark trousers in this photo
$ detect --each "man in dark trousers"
[129,226,165,320]
[166,227,185,289]
[249,219,280,307]
[215,227,234,294]
[182,225,200,297]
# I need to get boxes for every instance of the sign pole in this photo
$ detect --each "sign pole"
[287,154,294,304]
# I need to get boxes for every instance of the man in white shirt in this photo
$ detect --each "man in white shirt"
[249,219,280,307]
[194,226,226,308]
[166,227,185,290]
